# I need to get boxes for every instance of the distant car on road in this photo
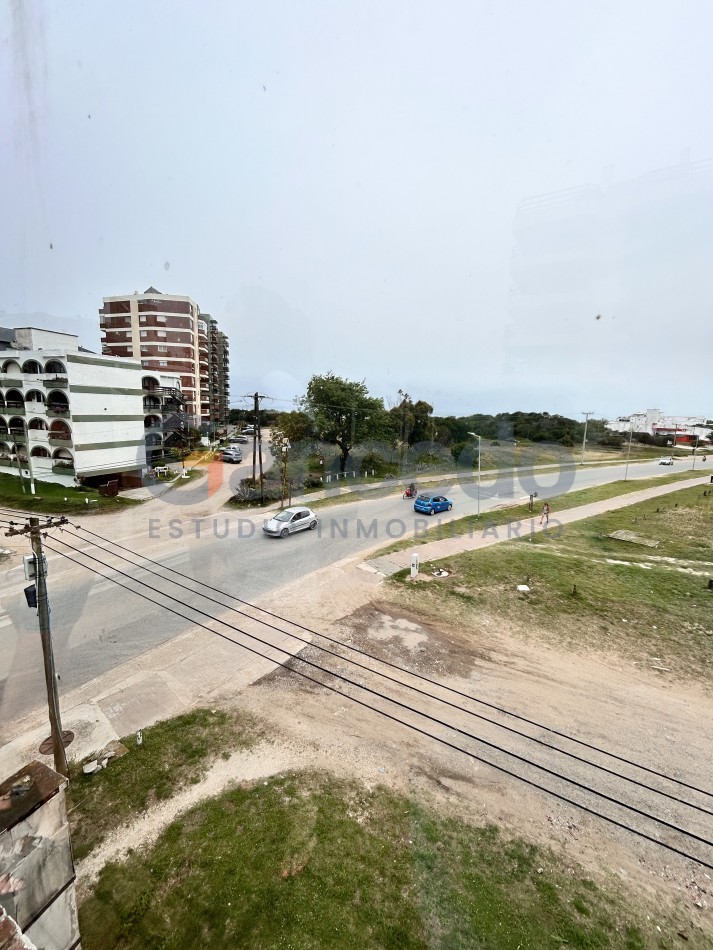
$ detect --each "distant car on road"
[263,506,319,538]
[242,426,255,435]
[414,492,453,515]
[230,435,249,444]
[659,457,674,465]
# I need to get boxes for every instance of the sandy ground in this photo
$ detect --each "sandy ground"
[76,582,713,938]
[69,478,713,937]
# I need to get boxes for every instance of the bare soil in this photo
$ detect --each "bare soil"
[76,577,713,940]
[237,597,713,934]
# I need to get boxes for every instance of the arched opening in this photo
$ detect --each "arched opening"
[145,432,163,447]
[47,391,70,414]
[1,360,22,375]
[28,418,49,431]
[49,420,72,440]
[8,417,26,439]
[24,389,45,408]
[144,414,162,430]
[30,446,51,459]
[143,395,161,411]
[142,375,161,392]
[22,359,42,374]
[52,448,74,471]
[0,420,8,437]
[4,389,24,411]
[44,359,67,375]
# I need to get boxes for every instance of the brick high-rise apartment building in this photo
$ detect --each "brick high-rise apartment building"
[99,287,229,424]
[208,316,230,426]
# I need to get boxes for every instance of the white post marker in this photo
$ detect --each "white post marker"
[411,553,419,578]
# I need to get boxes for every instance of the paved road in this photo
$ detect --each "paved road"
[1,457,711,731]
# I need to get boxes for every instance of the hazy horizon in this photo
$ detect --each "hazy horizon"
[3,1,711,419]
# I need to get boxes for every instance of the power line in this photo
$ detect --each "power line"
[45,534,713,867]
[67,522,713,805]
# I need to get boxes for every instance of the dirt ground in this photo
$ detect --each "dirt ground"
[78,585,713,940]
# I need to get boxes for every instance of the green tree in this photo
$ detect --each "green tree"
[389,393,434,446]
[301,373,389,471]
[269,410,314,448]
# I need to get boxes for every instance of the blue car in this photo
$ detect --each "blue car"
[414,492,453,515]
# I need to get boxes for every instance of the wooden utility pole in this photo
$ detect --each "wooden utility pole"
[6,516,69,777]
[255,392,265,505]
[251,395,257,484]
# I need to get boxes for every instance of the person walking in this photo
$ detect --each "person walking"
[540,501,550,526]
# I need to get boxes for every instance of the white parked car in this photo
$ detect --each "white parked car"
[263,506,318,538]
[659,457,674,465]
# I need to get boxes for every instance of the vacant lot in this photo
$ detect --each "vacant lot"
[78,767,686,949]
[385,486,713,681]
[71,485,713,947]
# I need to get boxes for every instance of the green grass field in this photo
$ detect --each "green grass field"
[67,708,263,861]
[373,470,704,557]
[0,472,143,515]
[386,486,713,680]
[77,769,687,949]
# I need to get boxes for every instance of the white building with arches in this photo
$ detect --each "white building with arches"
[0,327,147,488]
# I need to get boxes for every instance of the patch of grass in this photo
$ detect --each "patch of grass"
[373,470,704,557]
[387,487,713,679]
[67,708,264,860]
[165,466,206,487]
[78,772,685,949]
[0,473,143,515]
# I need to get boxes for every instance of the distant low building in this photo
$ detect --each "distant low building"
[0,328,147,487]
[607,409,711,445]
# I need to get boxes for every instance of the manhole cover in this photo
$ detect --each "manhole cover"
[39,731,74,755]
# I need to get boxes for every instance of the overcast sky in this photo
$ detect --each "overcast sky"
[2,1,712,419]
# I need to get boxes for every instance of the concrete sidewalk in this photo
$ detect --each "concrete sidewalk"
[0,473,709,777]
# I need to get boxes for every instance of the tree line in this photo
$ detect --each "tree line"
[254,373,660,473]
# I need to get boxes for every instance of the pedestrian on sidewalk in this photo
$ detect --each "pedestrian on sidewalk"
[540,501,550,526]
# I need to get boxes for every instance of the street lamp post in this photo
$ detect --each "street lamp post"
[581,411,594,465]
[624,418,634,481]
[467,432,481,517]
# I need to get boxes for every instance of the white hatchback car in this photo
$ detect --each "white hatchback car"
[658,457,674,465]
[263,506,319,538]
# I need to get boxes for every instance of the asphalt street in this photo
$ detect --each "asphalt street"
[1,456,710,731]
